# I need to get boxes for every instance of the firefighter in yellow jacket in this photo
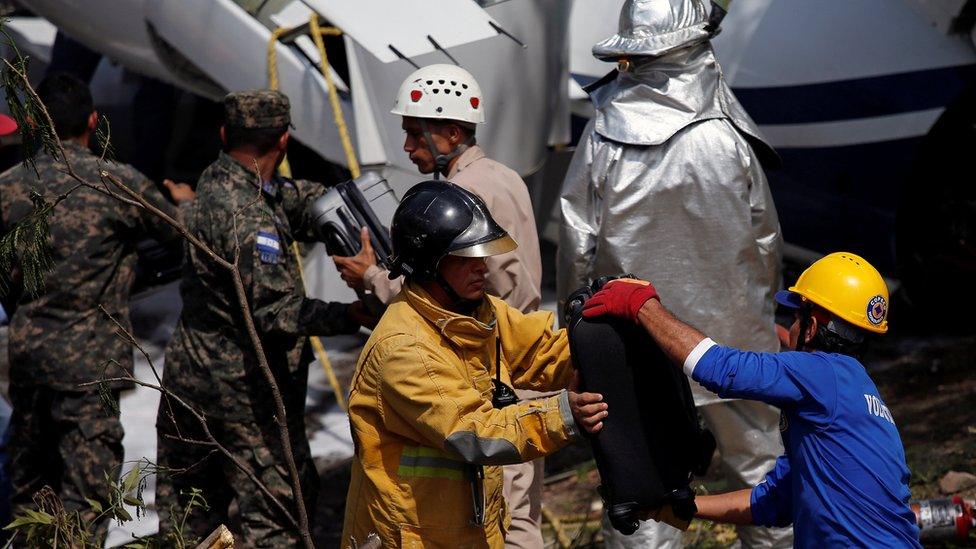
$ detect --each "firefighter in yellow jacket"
[341,181,607,548]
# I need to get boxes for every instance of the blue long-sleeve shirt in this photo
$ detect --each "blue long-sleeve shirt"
[686,339,921,548]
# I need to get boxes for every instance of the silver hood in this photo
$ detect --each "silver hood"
[593,0,712,60]
[590,42,778,167]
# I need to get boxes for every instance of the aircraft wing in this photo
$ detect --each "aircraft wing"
[301,0,510,63]
[1,17,58,64]
[145,0,354,165]
[350,0,571,183]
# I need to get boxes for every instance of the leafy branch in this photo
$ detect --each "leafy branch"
[0,28,315,547]
[3,461,199,549]
[0,24,62,175]
[84,307,298,528]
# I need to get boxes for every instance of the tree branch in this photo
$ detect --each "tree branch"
[81,376,297,529]
[95,167,315,547]
[2,46,315,547]
[98,304,181,438]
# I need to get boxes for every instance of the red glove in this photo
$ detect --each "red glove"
[581,278,659,322]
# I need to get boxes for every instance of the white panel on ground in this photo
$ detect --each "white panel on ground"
[302,0,499,62]
[105,282,181,548]
[305,334,363,470]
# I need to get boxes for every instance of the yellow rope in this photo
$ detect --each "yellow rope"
[267,27,293,178]
[267,27,287,90]
[267,15,368,411]
[266,16,361,178]
[308,14,361,178]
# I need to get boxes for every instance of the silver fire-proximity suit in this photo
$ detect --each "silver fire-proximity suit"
[558,1,791,547]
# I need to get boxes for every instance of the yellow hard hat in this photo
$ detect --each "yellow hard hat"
[775,252,889,334]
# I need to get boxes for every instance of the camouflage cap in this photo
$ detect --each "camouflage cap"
[223,89,291,129]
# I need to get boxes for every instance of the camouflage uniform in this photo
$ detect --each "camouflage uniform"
[156,90,358,546]
[0,141,183,526]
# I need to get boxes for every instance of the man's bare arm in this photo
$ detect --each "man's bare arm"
[695,489,754,525]
[581,279,710,369]
[636,298,709,368]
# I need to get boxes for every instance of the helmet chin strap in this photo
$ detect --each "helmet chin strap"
[795,303,812,352]
[419,119,474,180]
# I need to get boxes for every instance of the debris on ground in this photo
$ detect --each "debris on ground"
[940,471,976,495]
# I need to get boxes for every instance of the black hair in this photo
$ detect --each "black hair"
[800,307,868,358]
[223,125,288,155]
[808,327,867,359]
[36,72,94,139]
[427,119,476,142]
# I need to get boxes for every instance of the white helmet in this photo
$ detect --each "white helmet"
[391,64,485,124]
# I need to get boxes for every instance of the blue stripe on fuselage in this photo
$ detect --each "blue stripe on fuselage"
[767,137,924,272]
[571,64,976,125]
[733,64,976,124]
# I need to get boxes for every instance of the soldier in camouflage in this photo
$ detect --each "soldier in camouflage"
[156,89,365,546]
[0,73,193,533]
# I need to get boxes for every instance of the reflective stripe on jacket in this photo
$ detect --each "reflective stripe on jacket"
[341,283,577,548]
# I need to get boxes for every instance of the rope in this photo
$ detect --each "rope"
[267,14,368,411]
[267,27,287,90]
[267,16,361,178]
[308,14,361,178]
[267,27,293,178]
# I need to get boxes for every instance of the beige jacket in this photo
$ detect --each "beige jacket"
[364,145,543,313]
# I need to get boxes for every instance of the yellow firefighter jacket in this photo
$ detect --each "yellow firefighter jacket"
[341,283,578,548]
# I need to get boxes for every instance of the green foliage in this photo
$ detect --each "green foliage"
[0,190,55,297]
[3,461,206,549]
[0,19,105,298]
[0,22,64,175]
[156,488,208,549]
[0,21,72,298]
[4,486,101,548]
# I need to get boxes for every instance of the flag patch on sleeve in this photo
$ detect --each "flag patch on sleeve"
[256,231,281,264]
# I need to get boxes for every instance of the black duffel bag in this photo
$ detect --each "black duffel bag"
[564,275,716,535]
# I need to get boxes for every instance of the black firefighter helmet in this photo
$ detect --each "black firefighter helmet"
[388,180,517,280]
